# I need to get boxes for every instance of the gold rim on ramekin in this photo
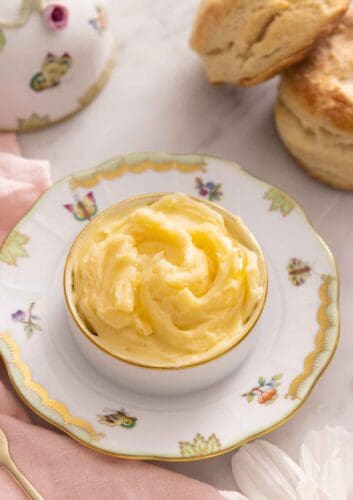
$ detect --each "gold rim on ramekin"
[63,193,268,370]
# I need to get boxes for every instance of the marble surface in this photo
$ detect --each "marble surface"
[19,0,353,492]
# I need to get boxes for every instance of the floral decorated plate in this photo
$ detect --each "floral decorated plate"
[0,153,339,461]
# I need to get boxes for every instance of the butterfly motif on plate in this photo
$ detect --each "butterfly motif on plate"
[63,191,98,221]
[287,258,312,286]
[97,408,137,428]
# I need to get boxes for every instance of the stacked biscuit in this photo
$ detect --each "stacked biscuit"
[190,0,353,190]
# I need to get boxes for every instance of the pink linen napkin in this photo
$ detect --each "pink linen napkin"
[0,135,222,500]
[0,134,51,243]
[0,379,223,500]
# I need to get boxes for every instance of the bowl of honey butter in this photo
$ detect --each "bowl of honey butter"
[64,193,267,395]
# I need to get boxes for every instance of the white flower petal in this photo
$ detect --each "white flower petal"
[219,490,248,500]
[299,427,353,500]
[295,477,329,500]
[231,440,305,500]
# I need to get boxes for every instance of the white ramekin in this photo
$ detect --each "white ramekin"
[64,193,268,396]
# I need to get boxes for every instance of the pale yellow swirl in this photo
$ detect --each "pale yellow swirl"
[72,194,265,367]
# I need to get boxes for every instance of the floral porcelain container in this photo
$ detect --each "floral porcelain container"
[64,193,268,396]
[0,0,115,132]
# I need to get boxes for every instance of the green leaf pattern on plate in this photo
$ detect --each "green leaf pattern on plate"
[0,31,5,50]
[264,188,294,216]
[0,231,29,266]
[179,433,221,457]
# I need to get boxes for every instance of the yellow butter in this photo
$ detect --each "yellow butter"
[72,193,265,367]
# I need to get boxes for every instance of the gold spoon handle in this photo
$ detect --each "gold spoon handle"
[4,457,43,500]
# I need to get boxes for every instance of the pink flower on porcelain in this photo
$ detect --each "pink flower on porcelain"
[43,4,69,30]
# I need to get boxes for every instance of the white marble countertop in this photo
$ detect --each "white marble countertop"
[19,0,353,492]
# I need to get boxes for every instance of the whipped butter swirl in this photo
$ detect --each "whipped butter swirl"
[71,193,265,367]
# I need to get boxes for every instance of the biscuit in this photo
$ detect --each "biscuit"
[276,10,353,190]
[190,0,349,86]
